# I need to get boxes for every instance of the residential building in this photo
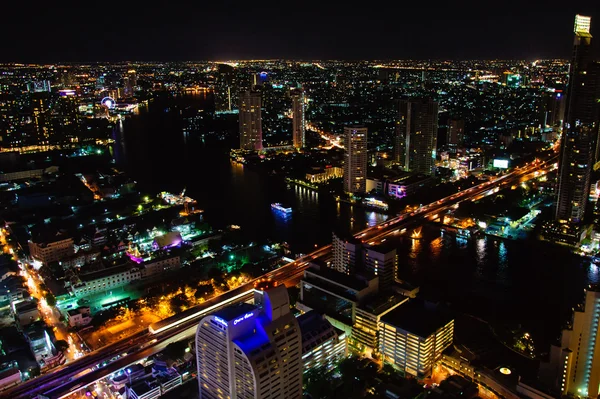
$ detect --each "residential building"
[541,286,600,397]
[343,126,368,194]
[556,15,599,223]
[363,242,397,292]
[28,233,74,266]
[305,166,343,183]
[292,90,305,149]
[380,300,454,378]
[195,284,302,399]
[332,232,362,274]
[239,90,263,151]
[395,98,439,175]
[13,299,40,326]
[298,311,347,373]
[66,306,92,328]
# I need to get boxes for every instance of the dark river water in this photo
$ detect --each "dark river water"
[112,93,599,353]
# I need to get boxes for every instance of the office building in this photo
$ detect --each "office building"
[541,286,600,397]
[556,15,599,223]
[292,90,305,149]
[343,126,368,193]
[380,300,454,378]
[331,232,362,274]
[541,91,566,128]
[298,311,347,373]
[352,294,408,355]
[297,263,379,334]
[28,233,74,266]
[395,98,439,175]
[195,284,302,399]
[446,118,464,153]
[363,243,397,292]
[239,91,263,151]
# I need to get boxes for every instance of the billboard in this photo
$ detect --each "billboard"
[493,159,509,169]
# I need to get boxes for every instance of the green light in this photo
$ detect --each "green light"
[230,254,235,260]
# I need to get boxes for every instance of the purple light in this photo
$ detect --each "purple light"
[127,253,143,264]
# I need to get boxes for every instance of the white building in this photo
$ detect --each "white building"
[542,287,600,397]
[239,90,263,151]
[196,284,302,399]
[363,243,397,292]
[70,264,142,297]
[28,233,74,266]
[298,311,347,373]
[331,232,361,275]
[380,300,454,378]
[343,126,368,194]
[66,306,92,328]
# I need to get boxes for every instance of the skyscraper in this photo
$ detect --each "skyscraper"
[239,91,263,151]
[542,287,600,397]
[291,90,305,149]
[195,284,302,399]
[395,98,439,175]
[556,15,599,223]
[343,126,367,194]
[446,118,464,154]
[332,231,361,274]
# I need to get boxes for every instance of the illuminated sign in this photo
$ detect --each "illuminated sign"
[214,316,228,326]
[493,159,509,169]
[59,89,76,96]
[233,312,254,326]
[575,15,591,34]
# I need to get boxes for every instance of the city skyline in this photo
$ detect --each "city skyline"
[2,2,599,62]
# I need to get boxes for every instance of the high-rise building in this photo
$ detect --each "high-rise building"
[395,98,439,175]
[331,232,361,274]
[541,91,566,128]
[446,118,464,154]
[298,311,347,373]
[556,15,600,223]
[343,126,368,193]
[239,91,263,151]
[124,70,137,97]
[195,284,302,399]
[541,287,600,397]
[291,90,305,149]
[380,300,454,378]
[363,243,397,292]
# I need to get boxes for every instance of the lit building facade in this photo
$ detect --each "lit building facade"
[292,90,305,149]
[195,285,302,399]
[239,91,263,151]
[446,118,464,154]
[556,15,599,223]
[380,301,454,378]
[28,235,74,266]
[298,311,347,373]
[332,232,361,274]
[543,287,600,397]
[363,243,397,292]
[395,98,439,175]
[343,126,368,194]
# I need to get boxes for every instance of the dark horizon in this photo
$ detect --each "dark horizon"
[2,0,599,63]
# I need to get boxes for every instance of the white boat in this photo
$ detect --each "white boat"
[271,203,292,214]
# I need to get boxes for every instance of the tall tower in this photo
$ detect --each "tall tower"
[543,287,600,397]
[239,91,263,151]
[395,98,439,175]
[196,285,302,399]
[292,90,305,149]
[555,15,599,223]
[343,126,368,194]
[446,118,464,154]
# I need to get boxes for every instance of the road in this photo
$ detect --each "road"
[6,155,556,399]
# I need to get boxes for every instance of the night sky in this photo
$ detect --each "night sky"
[3,0,599,62]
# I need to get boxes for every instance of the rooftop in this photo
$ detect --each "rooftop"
[359,293,409,315]
[212,302,257,323]
[381,300,453,338]
[305,265,372,292]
